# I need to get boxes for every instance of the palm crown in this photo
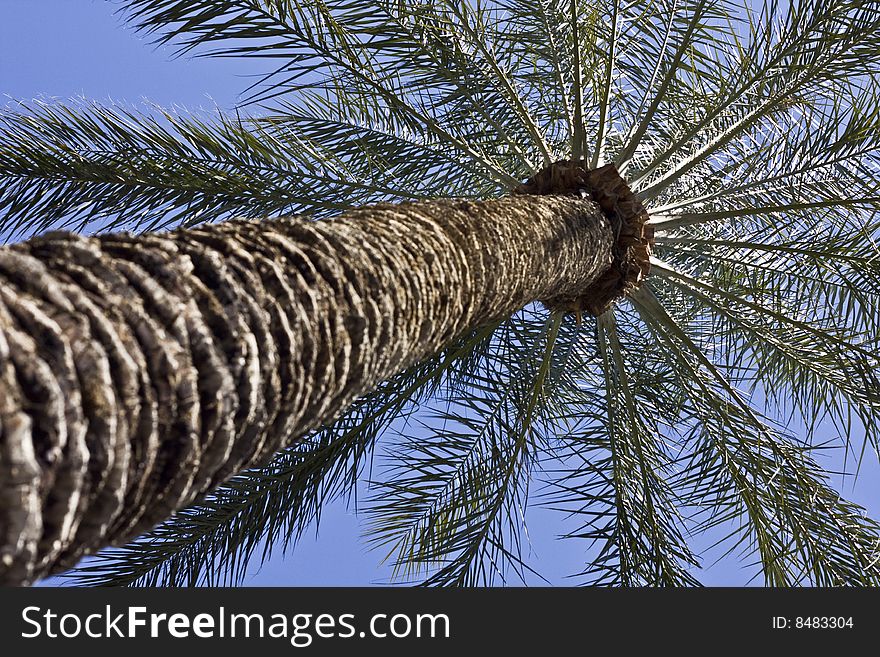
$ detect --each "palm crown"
[2,0,879,586]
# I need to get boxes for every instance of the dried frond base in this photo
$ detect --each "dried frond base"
[514,161,654,317]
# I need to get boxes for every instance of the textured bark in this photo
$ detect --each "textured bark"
[0,191,616,585]
[515,162,653,317]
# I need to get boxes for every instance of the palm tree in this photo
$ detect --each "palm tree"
[0,0,879,587]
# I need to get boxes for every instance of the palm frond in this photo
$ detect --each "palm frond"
[630,0,880,200]
[364,311,563,585]
[543,310,701,585]
[0,99,436,238]
[631,285,880,585]
[118,0,529,184]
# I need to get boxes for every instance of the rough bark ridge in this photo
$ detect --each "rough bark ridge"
[0,193,614,585]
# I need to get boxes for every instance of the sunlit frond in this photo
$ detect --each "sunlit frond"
[543,311,700,586]
[364,312,563,585]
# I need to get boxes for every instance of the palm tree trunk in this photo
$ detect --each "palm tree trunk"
[0,163,650,585]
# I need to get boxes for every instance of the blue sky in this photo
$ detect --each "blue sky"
[3,0,878,586]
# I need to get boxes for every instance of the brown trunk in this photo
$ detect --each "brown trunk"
[0,187,624,585]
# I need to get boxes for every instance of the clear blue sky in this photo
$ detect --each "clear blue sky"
[3,0,877,586]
